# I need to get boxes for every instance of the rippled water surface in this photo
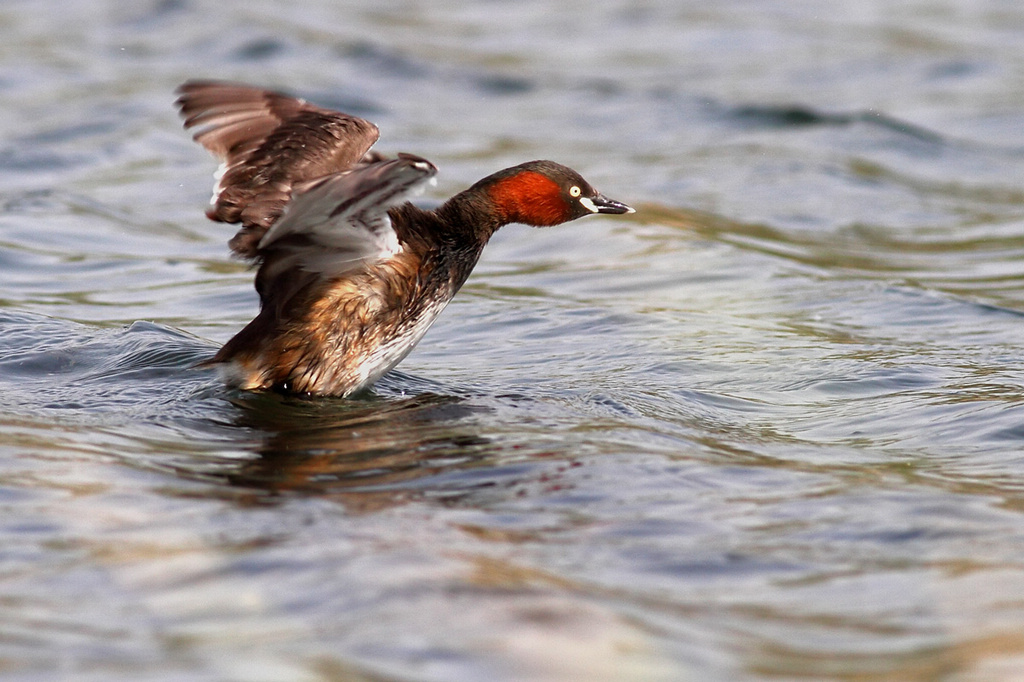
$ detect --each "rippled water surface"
[5,1,1024,680]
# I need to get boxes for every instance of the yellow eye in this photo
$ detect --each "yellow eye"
[569,186,581,197]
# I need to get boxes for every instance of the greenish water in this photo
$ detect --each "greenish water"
[4,1,1024,680]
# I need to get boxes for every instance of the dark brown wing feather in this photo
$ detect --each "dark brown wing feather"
[252,154,438,319]
[175,80,380,258]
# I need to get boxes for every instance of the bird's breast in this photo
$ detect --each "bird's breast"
[267,251,454,395]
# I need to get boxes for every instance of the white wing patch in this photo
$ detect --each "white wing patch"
[210,161,228,205]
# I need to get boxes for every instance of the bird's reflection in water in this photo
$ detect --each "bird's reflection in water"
[218,382,496,511]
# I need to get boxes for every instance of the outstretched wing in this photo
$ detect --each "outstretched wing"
[252,154,438,316]
[176,80,381,258]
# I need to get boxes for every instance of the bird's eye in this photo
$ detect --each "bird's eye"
[569,186,582,197]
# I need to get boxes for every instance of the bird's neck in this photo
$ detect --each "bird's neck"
[433,190,506,243]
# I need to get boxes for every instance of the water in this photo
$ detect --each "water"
[4,0,1024,679]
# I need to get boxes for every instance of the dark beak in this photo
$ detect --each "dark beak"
[591,193,635,215]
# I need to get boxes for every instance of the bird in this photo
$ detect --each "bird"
[175,80,634,397]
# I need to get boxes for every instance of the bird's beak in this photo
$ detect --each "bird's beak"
[589,193,635,215]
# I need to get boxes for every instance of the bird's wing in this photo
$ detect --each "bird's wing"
[176,80,381,258]
[252,154,438,314]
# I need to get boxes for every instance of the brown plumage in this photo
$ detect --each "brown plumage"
[176,80,634,396]
[177,80,381,256]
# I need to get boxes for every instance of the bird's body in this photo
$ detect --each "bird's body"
[176,81,633,396]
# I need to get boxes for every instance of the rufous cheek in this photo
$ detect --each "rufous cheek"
[488,171,571,226]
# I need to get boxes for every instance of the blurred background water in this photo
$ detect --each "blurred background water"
[4,1,1024,680]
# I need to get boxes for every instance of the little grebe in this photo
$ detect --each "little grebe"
[176,80,633,396]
